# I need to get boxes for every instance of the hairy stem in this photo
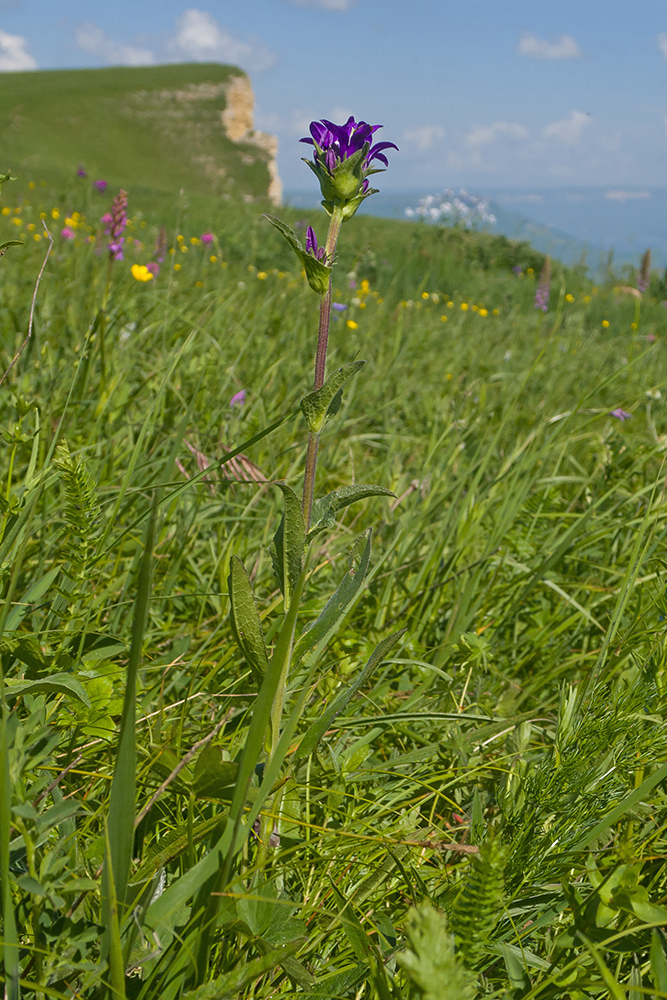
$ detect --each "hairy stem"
[302,205,344,530]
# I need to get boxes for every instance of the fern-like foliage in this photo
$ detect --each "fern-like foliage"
[396,903,476,1000]
[54,440,101,582]
[450,835,508,968]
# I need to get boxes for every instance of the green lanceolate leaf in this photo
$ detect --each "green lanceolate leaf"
[293,529,372,671]
[0,240,23,254]
[264,214,332,295]
[228,555,269,684]
[4,672,91,707]
[309,483,395,539]
[295,628,406,760]
[270,483,305,610]
[300,361,366,435]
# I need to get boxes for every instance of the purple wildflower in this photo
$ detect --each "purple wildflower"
[155,225,168,263]
[610,408,632,421]
[305,226,327,261]
[60,227,75,240]
[200,232,214,244]
[102,189,128,261]
[534,255,551,312]
[94,180,108,193]
[512,265,522,276]
[146,261,160,275]
[300,116,397,216]
[77,165,87,178]
[637,248,651,294]
[301,117,397,171]
[332,302,347,311]
[230,389,246,407]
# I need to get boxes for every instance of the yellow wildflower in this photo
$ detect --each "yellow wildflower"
[460,302,469,311]
[209,255,217,263]
[1,207,10,216]
[346,319,359,330]
[174,263,182,271]
[51,208,60,220]
[601,320,610,328]
[440,315,448,322]
[422,292,429,300]
[565,293,575,303]
[479,308,488,317]
[131,264,154,282]
[257,271,267,280]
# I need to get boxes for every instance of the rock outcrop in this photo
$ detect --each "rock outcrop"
[222,74,282,205]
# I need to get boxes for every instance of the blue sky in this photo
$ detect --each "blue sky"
[2,1,667,194]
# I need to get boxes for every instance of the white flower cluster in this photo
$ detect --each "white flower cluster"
[405,190,496,229]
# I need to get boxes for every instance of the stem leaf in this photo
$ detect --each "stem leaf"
[270,483,305,609]
[4,672,90,707]
[228,555,269,684]
[309,483,395,540]
[300,361,366,434]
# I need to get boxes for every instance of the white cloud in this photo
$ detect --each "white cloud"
[75,22,154,65]
[172,9,276,71]
[658,34,667,60]
[465,121,528,147]
[289,0,357,8]
[543,110,589,145]
[403,125,445,151]
[605,190,651,203]
[0,29,36,70]
[518,31,581,60]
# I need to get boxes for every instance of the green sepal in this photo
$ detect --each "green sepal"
[228,555,270,684]
[294,628,406,760]
[264,214,332,295]
[308,483,395,540]
[301,361,365,434]
[305,143,369,207]
[270,483,305,609]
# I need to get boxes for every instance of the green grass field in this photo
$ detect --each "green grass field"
[3,133,667,999]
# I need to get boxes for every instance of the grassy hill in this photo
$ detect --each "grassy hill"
[0,63,275,203]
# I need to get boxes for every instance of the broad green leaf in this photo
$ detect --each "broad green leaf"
[228,555,269,683]
[292,529,372,671]
[309,483,395,539]
[300,361,365,434]
[192,744,238,799]
[294,628,406,760]
[264,214,332,295]
[270,483,305,610]
[4,672,90,707]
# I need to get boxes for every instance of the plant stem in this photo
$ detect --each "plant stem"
[302,205,344,530]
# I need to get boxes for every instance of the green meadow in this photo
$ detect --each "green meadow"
[3,68,667,999]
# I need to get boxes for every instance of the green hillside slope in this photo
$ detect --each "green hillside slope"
[0,63,275,201]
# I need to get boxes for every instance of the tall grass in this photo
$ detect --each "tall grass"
[1,173,667,997]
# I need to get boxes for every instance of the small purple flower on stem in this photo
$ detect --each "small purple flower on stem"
[155,225,168,263]
[305,226,327,261]
[103,189,128,261]
[94,180,108,193]
[146,261,160,275]
[230,389,246,408]
[77,165,87,178]
[60,227,75,240]
[332,302,347,311]
[610,408,632,421]
[201,232,214,245]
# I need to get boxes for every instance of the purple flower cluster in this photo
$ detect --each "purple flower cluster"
[102,189,128,261]
[300,116,397,216]
[610,408,632,422]
[94,179,108,193]
[301,117,397,176]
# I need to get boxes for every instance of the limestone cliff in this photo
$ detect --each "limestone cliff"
[222,74,282,206]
